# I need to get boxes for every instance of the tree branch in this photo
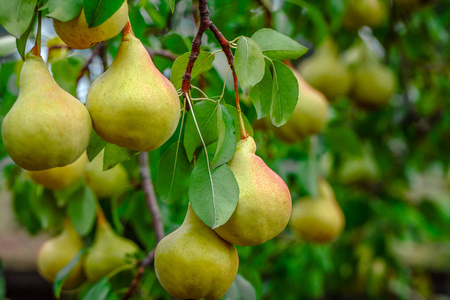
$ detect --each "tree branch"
[76,42,106,85]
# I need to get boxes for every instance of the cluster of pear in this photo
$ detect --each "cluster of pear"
[155,135,292,299]
[37,212,139,289]
[27,150,129,199]
[299,39,396,109]
[1,3,181,173]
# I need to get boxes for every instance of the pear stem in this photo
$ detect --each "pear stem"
[32,9,43,56]
[123,21,135,38]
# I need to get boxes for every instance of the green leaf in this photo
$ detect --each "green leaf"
[103,143,139,171]
[54,248,87,298]
[188,154,239,228]
[33,190,65,230]
[12,180,41,234]
[234,36,265,90]
[66,186,97,236]
[87,130,107,162]
[165,0,175,13]
[83,277,111,300]
[0,36,17,57]
[0,0,38,38]
[183,100,220,161]
[224,274,257,300]
[211,105,236,168]
[51,55,85,96]
[46,0,83,21]
[83,0,125,28]
[248,65,272,119]
[251,28,307,60]
[226,104,254,142]
[270,60,298,127]
[16,9,38,60]
[162,33,189,54]
[323,126,362,156]
[157,142,193,204]
[170,51,215,89]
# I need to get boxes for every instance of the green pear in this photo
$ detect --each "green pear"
[84,212,139,282]
[273,69,329,143]
[37,219,86,289]
[299,40,352,101]
[289,179,345,244]
[343,0,387,30]
[86,23,181,151]
[155,205,239,300]
[214,136,292,246]
[85,150,129,199]
[338,153,380,185]
[1,51,92,171]
[53,2,128,49]
[27,152,88,190]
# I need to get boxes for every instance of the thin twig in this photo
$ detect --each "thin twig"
[76,42,105,84]
[122,249,155,300]
[147,48,178,61]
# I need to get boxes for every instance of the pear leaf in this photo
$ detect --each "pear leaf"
[224,274,257,300]
[0,0,37,38]
[46,0,83,22]
[270,61,299,127]
[188,154,239,229]
[86,130,107,162]
[83,0,125,28]
[103,143,139,171]
[54,248,87,298]
[170,51,215,89]
[184,101,220,161]
[248,65,273,119]
[157,142,193,204]
[211,105,236,168]
[15,9,38,60]
[83,277,111,300]
[234,36,265,90]
[165,0,176,13]
[251,28,307,60]
[66,186,97,236]
[225,104,254,142]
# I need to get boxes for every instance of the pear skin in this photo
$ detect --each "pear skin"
[343,0,387,30]
[84,214,139,282]
[289,179,345,244]
[86,24,180,151]
[37,219,86,289]
[155,206,239,300]
[27,152,88,190]
[1,51,92,171]
[214,136,292,246]
[274,70,329,143]
[53,2,128,49]
[85,150,129,199]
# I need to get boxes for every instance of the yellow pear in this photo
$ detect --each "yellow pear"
[53,2,128,49]
[27,152,88,190]
[155,206,238,300]
[86,23,180,151]
[1,50,91,171]
[289,179,345,244]
[46,37,69,62]
[343,0,387,30]
[214,136,292,246]
[85,150,129,199]
[273,69,329,143]
[37,219,86,289]
[84,212,139,282]
[299,40,352,101]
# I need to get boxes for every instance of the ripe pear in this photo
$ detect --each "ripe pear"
[299,40,352,101]
[289,179,345,243]
[155,205,239,300]
[37,219,86,289]
[86,23,180,151]
[27,152,88,190]
[214,136,292,246]
[273,69,329,143]
[1,51,92,171]
[85,150,129,199]
[84,212,139,282]
[53,2,128,49]
[343,0,387,30]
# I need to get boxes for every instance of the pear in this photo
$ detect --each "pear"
[289,179,345,244]
[37,219,86,289]
[27,152,88,190]
[1,51,92,171]
[342,0,387,30]
[214,136,292,246]
[338,151,380,185]
[85,150,129,199]
[46,37,69,62]
[299,40,352,101]
[273,69,329,143]
[86,24,180,152]
[155,205,239,300]
[84,212,139,282]
[53,2,128,49]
